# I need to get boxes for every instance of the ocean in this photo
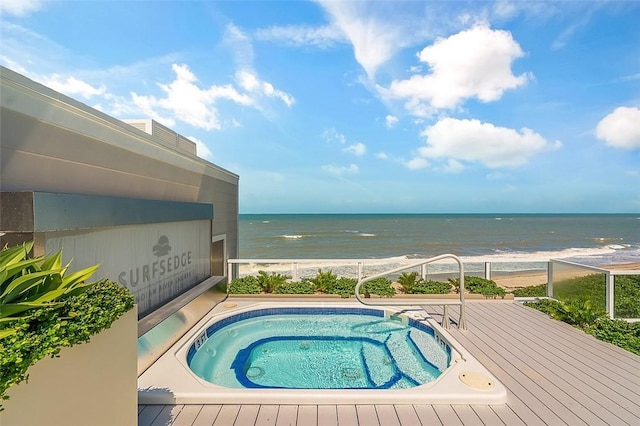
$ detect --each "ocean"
[238,214,640,272]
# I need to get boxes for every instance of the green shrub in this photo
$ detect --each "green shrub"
[309,269,337,293]
[256,270,289,293]
[523,298,562,316]
[397,272,420,293]
[361,277,395,297]
[555,299,606,328]
[408,280,451,294]
[512,284,547,297]
[0,242,102,339]
[327,277,358,298]
[613,275,640,318]
[525,297,638,355]
[553,273,605,309]
[586,319,640,356]
[524,297,604,327]
[1,279,134,404]
[273,279,316,294]
[463,276,506,298]
[228,276,261,294]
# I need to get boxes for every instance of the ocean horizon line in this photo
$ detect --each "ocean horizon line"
[240,212,640,217]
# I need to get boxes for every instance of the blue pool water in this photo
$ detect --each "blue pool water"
[187,308,451,389]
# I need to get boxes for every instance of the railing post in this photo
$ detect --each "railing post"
[484,262,491,280]
[357,262,363,281]
[547,261,554,298]
[606,272,614,319]
[420,264,427,280]
[292,263,298,281]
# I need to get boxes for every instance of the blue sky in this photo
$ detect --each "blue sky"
[1,1,639,214]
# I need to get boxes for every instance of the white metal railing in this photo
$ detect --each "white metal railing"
[354,254,466,330]
[227,257,547,282]
[226,257,639,321]
[549,259,640,320]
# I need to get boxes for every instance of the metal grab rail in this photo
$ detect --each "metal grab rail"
[354,254,467,330]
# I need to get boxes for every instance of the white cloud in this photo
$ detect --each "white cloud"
[405,157,429,170]
[254,24,345,48]
[235,70,295,107]
[443,159,465,173]
[385,115,399,129]
[492,0,518,20]
[322,128,347,144]
[419,117,560,168]
[224,23,254,70]
[316,0,432,78]
[187,136,214,162]
[343,142,366,156]
[42,75,106,99]
[131,64,252,131]
[224,24,295,107]
[381,24,531,114]
[596,106,640,149]
[127,63,292,131]
[0,0,45,16]
[375,152,389,160]
[322,163,359,175]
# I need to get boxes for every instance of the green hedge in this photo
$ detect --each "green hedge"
[524,297,640,355]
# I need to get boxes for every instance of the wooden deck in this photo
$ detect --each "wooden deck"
[138,301,640,425]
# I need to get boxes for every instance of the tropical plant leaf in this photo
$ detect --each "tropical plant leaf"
[0,301,62,319]
[60,263,101,288]
[61,282,95,298]
[1,257,45,281]
[0,270,62,303]
[39,251,63,272]
[0,242,32,269]
[0,328,17,340]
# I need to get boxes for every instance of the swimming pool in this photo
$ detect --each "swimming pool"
[138,300,507,404]
[188,307,449,389]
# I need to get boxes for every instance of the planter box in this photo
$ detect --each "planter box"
[0,307,138,426]
[229,293,514,300]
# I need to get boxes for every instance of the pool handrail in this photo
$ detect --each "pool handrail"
[354,254,467,330]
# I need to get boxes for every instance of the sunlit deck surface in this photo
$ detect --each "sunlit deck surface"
[138,300,640,426]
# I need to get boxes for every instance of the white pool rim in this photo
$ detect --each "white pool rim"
[138,300,507,405]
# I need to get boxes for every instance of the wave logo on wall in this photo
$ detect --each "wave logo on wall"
[153,235,171,257]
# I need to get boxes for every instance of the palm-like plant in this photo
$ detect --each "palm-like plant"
[0,242,101,339]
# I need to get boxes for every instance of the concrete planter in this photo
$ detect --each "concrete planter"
[0,307,138,426]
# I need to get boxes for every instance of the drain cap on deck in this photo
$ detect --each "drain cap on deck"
[459,371,496,391]
[223,302,238,308]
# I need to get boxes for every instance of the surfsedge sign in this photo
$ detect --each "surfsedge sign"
[45,220,210,316]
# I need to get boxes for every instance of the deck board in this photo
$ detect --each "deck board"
[172,405,204,426]
[255,405,279,426]
[211,404,239,426]
[317,405,337,426]
[355,405,379,426]
[296,405,318,426]
[393,405,421,426]
[192,405,222,426]
[336,405,358,426]
[276,405,299,426]
[138,300,640,426]
[464,304,619,425]
[468,303,637,424]
[235,404,260,426]
[374,404,401,426]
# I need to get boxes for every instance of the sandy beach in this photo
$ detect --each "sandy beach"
[492,262,640,289]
